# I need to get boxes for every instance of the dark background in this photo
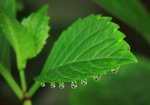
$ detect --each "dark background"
[0,0,150,105]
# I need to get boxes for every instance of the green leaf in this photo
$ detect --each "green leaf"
[35,15,137,83]
[69,55,150,105]
[0,0,16,16]
[0,5,50,70]
[0,33,10,70]
[0,0,17,71]
[93,0,150,45]
[21,5,50,55]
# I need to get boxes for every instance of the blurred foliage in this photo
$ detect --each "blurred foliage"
[0,34,10,70]
[16,0,24,12]
[93,0,150,45]
[69,55,150,105]
[0,0,16,16]
[0,0,17,70]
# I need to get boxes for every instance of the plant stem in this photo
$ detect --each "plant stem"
[0,63,22,99]
[19,70,27,91]
[27,82,41,97]
[23,99,32,105]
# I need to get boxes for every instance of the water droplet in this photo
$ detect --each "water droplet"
[81,79,87,86]
[41,82,45,87]
[111,67,119,74]
[71,82,77,89]
[50,82,56,89]
[59,82,65,89]
[93,74,101,81]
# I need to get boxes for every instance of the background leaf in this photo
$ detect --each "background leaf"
[93,0,150,45]
[69,55,150,105]
[35,15,137,83]
[0,5,50,70]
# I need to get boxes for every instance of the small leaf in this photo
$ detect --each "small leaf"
[93,0,150,45]
[35,15,137,83]
[21,5,50,55]
[0,5,50,70]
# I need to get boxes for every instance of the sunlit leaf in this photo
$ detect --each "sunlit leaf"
[35,15,137,83]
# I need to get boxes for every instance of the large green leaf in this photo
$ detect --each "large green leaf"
[35,15,137,83]
[93,0,150,45]
[0,5,50,70]
[69,55,150,105]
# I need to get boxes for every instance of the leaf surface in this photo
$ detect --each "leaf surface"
[35,15,137,83]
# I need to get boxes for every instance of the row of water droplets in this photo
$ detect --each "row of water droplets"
[40,75,100,89]
[40,67,119,89]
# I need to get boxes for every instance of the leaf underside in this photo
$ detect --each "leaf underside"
[0,5,50,70]
[35,15,137,83]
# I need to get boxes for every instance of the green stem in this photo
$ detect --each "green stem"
[23,99,32,105]
[0,63,22,99]
[27,82,41,97]
[19,70,27,91]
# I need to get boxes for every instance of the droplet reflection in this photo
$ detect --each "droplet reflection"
[71,82,77,89]
[93,74,101,81]
[81,79,87,86]
[59,82,65,89]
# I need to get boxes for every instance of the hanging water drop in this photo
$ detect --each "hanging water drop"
[93,74,101,81]
[50,82,56,89]
[81,79,87,86]
[59,82,65,89]
[71,82,77,89]
[40,82,45,87]
[111,67,119,74]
